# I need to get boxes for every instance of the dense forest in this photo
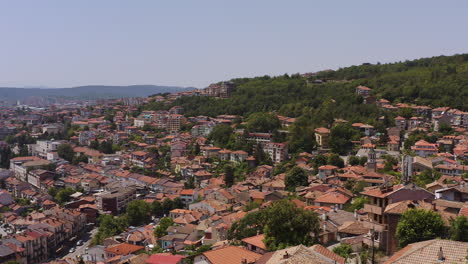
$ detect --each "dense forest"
[316,53,468,109]
[145,54,467,120]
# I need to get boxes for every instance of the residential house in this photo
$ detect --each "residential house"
[242,234,268,255]
[314,127,330,149]
[411,140,438,157]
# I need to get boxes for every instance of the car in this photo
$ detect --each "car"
[77,240,83,246]
[69,247,75,253]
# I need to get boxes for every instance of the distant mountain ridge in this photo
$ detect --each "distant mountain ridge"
[0,85,194,101]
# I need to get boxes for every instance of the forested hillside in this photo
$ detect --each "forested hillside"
[147,54,467,120]
[317,53,468,109]
[146,54,467,128]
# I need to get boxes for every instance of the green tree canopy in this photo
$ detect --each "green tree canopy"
[333,243,353,259]
[396,209,445,248]
[224,165,234,187]
[154,217,174,238]
[208,124,233,147]
[449,216,468,242]
[329,123,359,155]
[126,200,151,226]
[57,143,75,162]
[328,153,345,168]
[229,199,320,251]
[262,200,320,250]
[246,112,281,133]
[91,214,128,245]
[285,166,308,191]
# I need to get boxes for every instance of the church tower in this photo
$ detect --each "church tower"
[367,147,377,172]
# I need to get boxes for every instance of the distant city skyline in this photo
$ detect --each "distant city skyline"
[1,1,467,88]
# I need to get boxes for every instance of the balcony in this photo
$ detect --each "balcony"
[361,221,387,232]
[364,204,384,215]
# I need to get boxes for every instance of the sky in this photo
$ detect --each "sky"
[0,1,467,88]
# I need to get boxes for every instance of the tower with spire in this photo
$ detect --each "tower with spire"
[367,147,377,172]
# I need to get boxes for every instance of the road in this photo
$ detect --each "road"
[63,227,98,260]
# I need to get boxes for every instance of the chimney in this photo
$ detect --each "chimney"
[354,209,358,219]
[437,247,445,262]
[241,257,247,264]
[283,251,290,259]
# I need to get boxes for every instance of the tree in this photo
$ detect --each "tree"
[396,209,445,247]
[192,143,200,155]
[90,140,100,149]
[345,196,368,212]
[57,144,74,162]
[253,143,272,165]
[328,153,344,168]
[413,170,441,187]
[19,145,29,156]
[228,210,266,240]
[126,200,151,226]
[99,140,114,154]
[348,155,360,166]
[208,124,233,147]
[55,187,75,205]
[72,154,88,165]
[329,123,358,155]
[92,214,128,245]
[154,217,174,238]
[359,156,367,166]
[162,198,174,216]
[449,216,468,242]
[224,165,235,187]
[0,146,12,168]
[285,166,308,191]
[262,200,320,250]
[438,123,453,135]
[246,112,281,133]
[287,118,317,153]
[333,243,353,259]
[312,154,327,171]
[152,201,164,218]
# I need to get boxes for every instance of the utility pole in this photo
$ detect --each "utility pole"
[371,225,375,264]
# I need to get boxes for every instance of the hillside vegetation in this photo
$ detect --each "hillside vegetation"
[146,54,468,127]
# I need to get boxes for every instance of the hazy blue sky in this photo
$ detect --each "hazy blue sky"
[1,1,467,88]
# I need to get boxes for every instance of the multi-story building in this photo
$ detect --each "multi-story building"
[314,127,330,149]
[130,151,151,168]
[263,142,288,163]
[167,114,182,133]
[79,131,96,146]
[411,140,438,157]
[394,116,407,131]
[169,106,184,115]
[360,184,434,255]
[204,82,235,98]
[95,186,137,215]
[10,157,51,182]
[33,140,64,159]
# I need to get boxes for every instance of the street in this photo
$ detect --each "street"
[61,227,98,261]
